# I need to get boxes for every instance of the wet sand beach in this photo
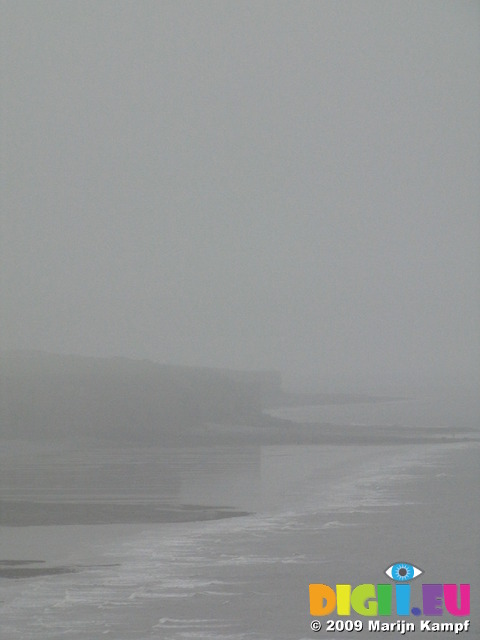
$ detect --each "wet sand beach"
[1,396,478,639]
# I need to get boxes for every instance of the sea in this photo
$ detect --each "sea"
[1,391,478,639]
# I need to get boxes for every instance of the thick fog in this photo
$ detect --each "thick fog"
[2,1,479,391]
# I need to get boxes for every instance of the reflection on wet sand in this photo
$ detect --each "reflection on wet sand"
[0,500,249,526]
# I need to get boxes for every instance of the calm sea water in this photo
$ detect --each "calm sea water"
[1,393,478,639]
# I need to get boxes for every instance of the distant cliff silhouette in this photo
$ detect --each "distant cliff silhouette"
[0,351,282,445]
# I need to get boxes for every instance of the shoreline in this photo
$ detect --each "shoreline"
[0,438,478,638]
[0,501,250,528]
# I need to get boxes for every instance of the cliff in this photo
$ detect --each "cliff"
[0,351,282,445]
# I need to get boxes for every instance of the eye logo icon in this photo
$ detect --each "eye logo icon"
[385,562,423,582]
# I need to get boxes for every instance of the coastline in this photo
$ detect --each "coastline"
[1,437,477,638]
[1,389,478,638]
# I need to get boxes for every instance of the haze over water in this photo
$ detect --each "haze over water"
[1,2,479,639]
[1,393,478,639]
[2,1,479,391]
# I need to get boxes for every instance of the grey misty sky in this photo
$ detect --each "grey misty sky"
[2,0,479,389]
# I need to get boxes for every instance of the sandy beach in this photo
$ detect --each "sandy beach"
[3,1,478,637]
[1,395,478,639]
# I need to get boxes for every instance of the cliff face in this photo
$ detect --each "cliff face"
[0,352,282,444]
